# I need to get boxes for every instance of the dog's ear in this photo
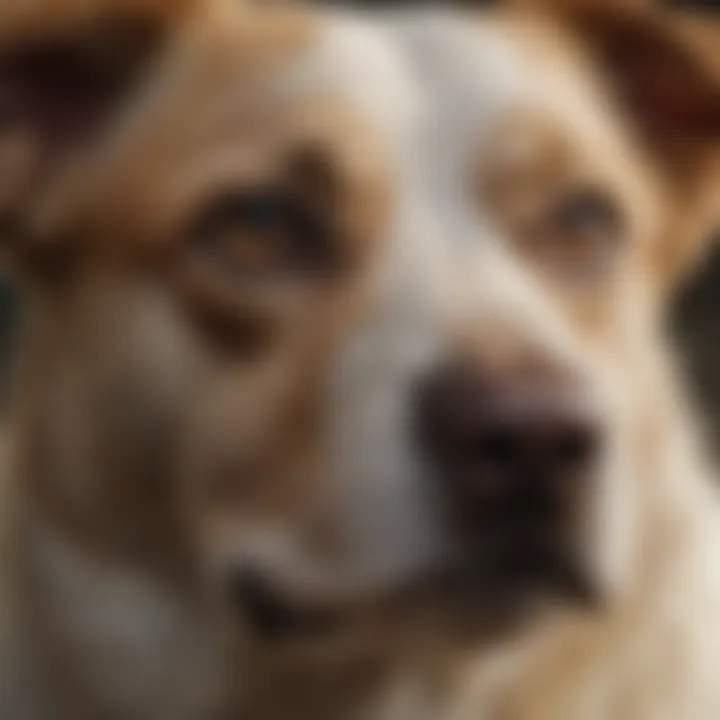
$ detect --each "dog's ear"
[510,0,654,9]
[557,5,720,291]
[0,0,199,276]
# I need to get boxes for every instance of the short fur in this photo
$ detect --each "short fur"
[0,2,719,719]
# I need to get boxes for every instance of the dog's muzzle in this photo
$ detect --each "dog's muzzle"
[415,359,604,607]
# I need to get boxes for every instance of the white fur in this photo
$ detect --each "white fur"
[27,525,226,720]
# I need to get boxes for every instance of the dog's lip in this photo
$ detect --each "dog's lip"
[231,541,600,643]
[230,568,347,641]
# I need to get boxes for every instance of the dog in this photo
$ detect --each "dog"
[1,0,720,719]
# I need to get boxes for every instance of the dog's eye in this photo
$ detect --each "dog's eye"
[535,189,626,282]
[551,190,623,245]
[188,190,335,278]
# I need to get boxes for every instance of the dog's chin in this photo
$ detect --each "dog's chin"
[232,549,601,647]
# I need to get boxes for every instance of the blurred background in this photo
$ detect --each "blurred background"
[0,0,718,450]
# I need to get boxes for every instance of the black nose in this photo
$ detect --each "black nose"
[415,362,602,522]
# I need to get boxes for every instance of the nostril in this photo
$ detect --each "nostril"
[415,364,603,494]
[464,420,599,469]
[553,424,600,473]
[471,426,520,468]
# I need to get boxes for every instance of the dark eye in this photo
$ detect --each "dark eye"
[231,192,291,234]
[529,189,626,283]
[551,189,623,243]
[188,189,336,278]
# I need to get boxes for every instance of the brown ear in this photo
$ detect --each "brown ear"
[560,5,720,290]
[566,8,720,146]
[509,0,654,9]
[0,0,197,274]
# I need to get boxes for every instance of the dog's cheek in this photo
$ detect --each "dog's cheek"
[41,285,211,547]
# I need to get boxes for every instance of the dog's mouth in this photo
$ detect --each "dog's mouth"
[231,541,600,643]
[230,568,346,640]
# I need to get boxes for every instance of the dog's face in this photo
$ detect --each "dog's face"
[3,0,719,656]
